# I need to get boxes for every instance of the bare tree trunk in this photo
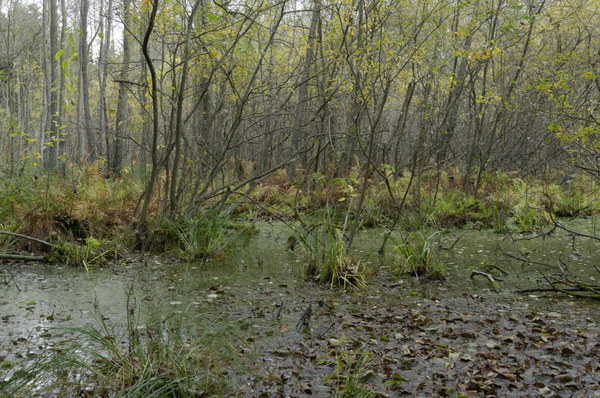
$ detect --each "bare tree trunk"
[341,0,365,173]
[56,0,67,171]
[169,0,202,215]
[45,0,59,170]
[138,0,160,228]
[289,0,321,174]
[436,35,471,165]
[111,0,133,175]
[435,4,472,166]
[413,81,432,207]
[392,80,416,168]
[79,0,96,161]
[474,0,545,195]
[98,0,113,161]
[39,0,50,160]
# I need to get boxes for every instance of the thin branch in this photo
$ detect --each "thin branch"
[0,231,53,248]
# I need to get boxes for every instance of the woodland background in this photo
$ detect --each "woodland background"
[0,0,598,222]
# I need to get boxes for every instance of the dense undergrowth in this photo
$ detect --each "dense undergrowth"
[245,166,598,232]
[0,162,597,280]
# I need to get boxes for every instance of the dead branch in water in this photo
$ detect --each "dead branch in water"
[470,270,503,292]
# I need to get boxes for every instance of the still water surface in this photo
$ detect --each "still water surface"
[1,218,599,350]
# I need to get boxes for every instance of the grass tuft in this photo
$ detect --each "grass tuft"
[391,230,445,279]
[0,296,236,397]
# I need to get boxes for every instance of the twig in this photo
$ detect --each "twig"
[506,225,558,242]
[320,322,335,337]
[486,263,510,276]
[574,164,600,176]
[470,270,504,283]
[296,303,312,331]
[440,230,467,251]
[440,230,467,250]
[529,263,600,299]
[514,287,597,294]
[500,247,561,270]
[275,302,283,321]
[1,268,21,291]
[553,221,600,242]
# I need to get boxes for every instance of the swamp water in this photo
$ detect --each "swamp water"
[1,219,599,396]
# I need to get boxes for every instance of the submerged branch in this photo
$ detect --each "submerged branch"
[440,230,467,250]
[553,221,600,242]
[520,263,600,299]
[470,270,502,292]
[470,270,504,283]
[514,287,600,295]
[500,247,561,270]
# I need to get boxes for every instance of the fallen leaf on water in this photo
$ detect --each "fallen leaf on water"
[561,346,575,356]
[538,386,551,395]
[300,383,312,394]
[554,373,573,382]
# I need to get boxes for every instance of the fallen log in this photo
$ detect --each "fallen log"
[0,253,46,262]
[0,231,54,263]
[0,231,53,248]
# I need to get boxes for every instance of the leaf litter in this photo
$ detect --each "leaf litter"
[226,277,600,397]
